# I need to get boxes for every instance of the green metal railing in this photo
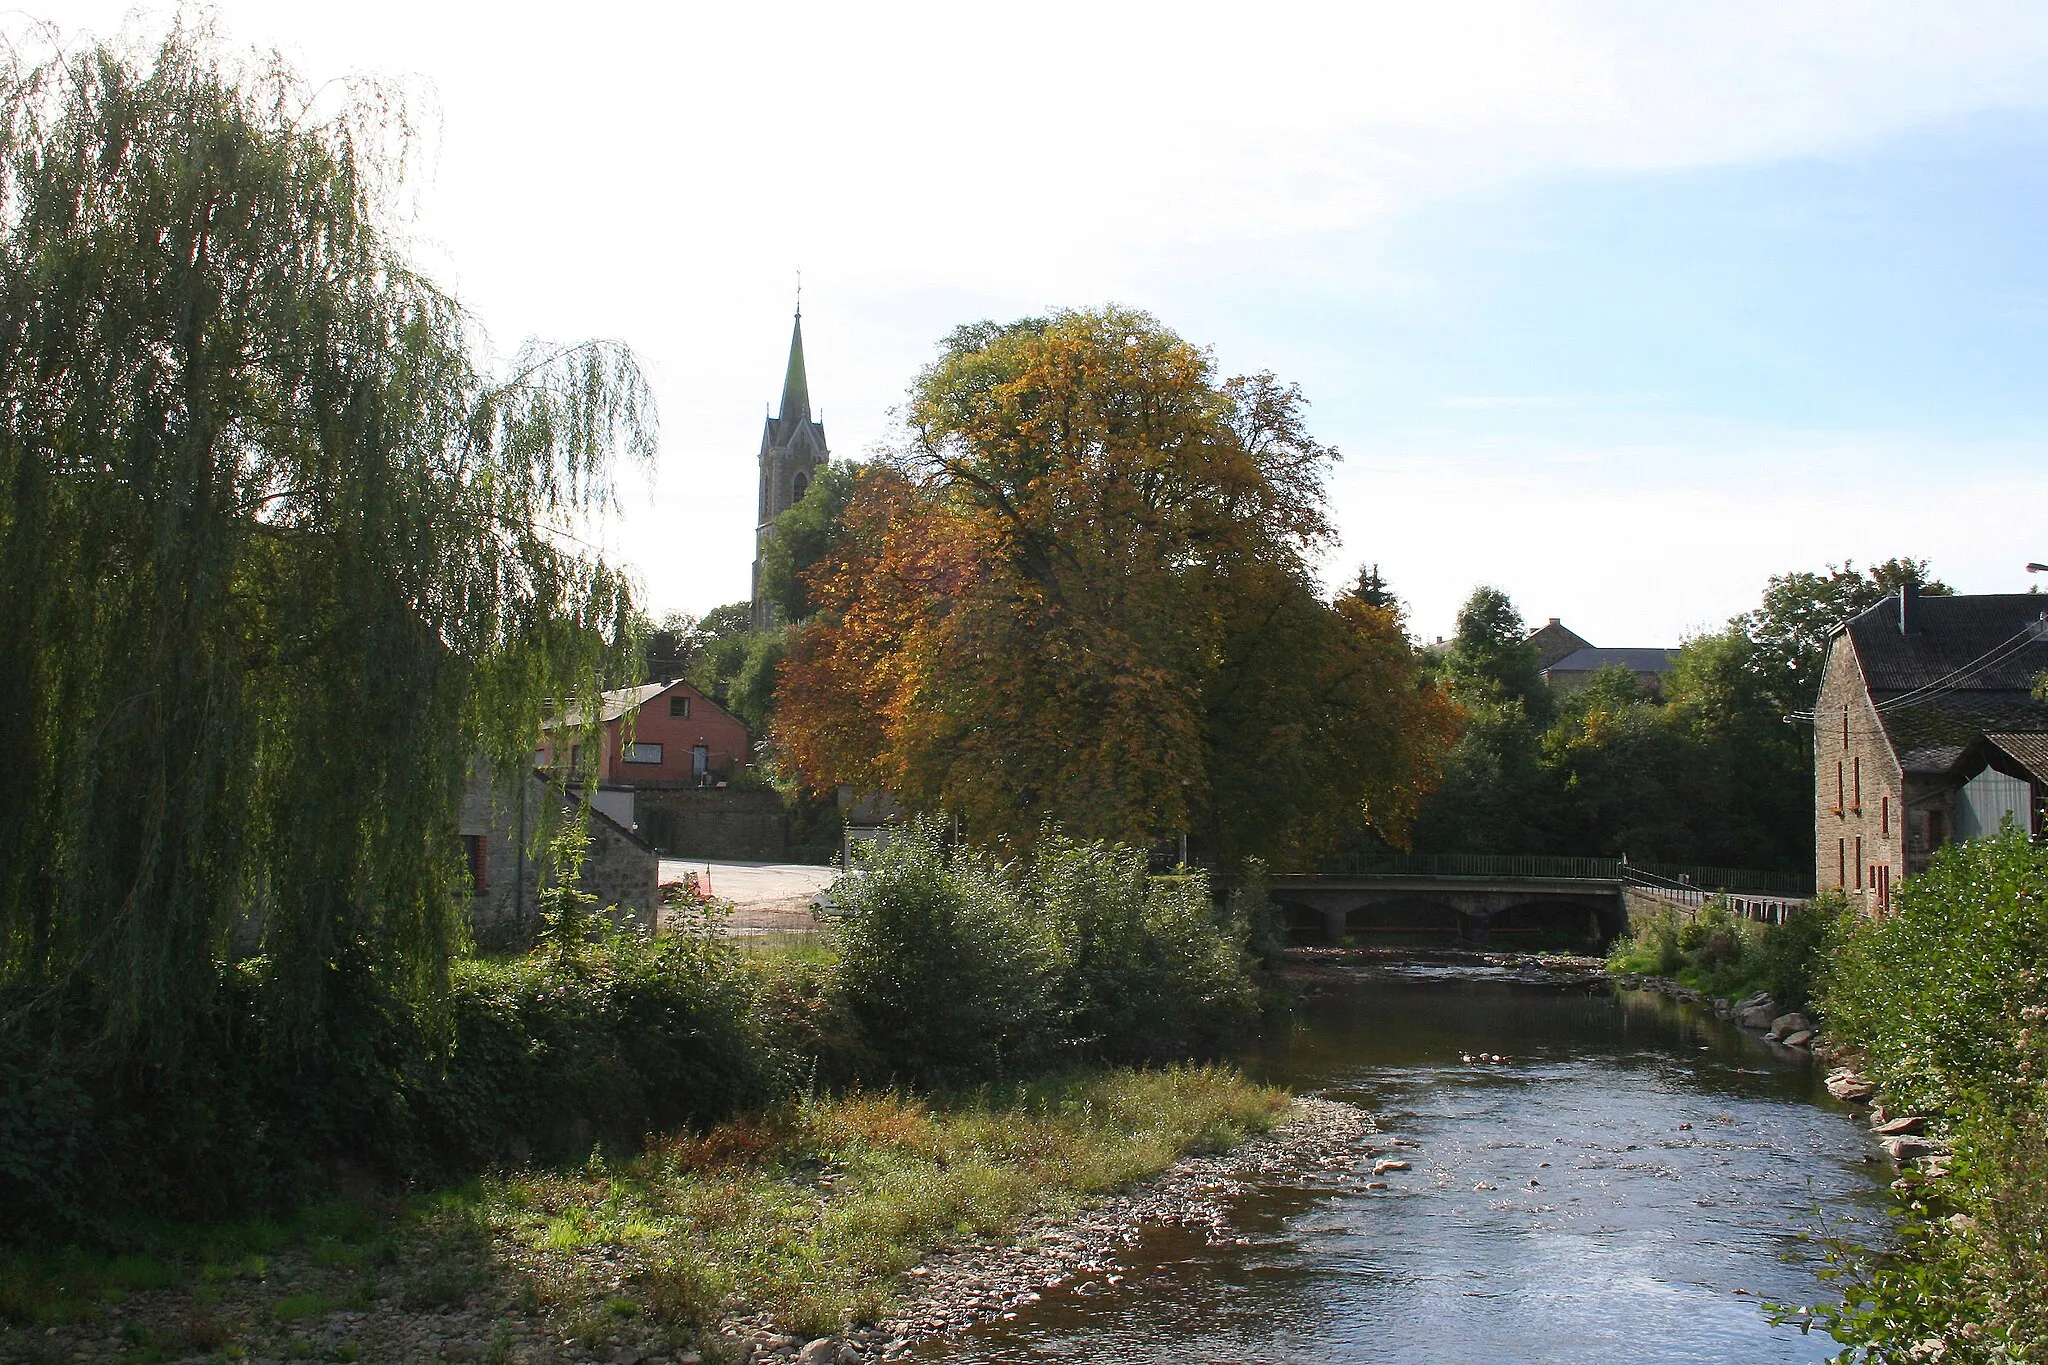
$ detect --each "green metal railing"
[1310,851,1812,898]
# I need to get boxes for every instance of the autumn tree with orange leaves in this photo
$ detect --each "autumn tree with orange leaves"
[774,308,1460,868]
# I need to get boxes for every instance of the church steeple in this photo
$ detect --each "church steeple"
[778,310,810,423]
[751,302,830,632]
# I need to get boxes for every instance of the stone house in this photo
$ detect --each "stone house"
[1527,617,1678,696]
[1812,585,2048,912]
[458,766,659,935]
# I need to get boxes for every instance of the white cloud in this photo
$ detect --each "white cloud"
[17,0,2048,616]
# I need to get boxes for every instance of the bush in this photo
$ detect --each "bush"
[1793,832,2048,1360]
[828,819,1264,1085]
[1606,895,1839,1013]
[1821,830,2048,1115]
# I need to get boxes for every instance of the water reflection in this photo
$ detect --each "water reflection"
[918,975,1887,1364]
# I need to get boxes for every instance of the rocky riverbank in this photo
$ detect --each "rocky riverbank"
[2,1090,1374,1365]
[863,1096,1376,1357]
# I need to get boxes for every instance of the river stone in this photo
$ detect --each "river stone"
[1882,1135,1935,1161]
[1872,1115,1926,1136]
[1767,1012,1811,1040]
[1781,1030,1816,1048]
[1826,1071,1875,1102]
[1738,1005,1776,1029]
[1372,1159,1410,1174]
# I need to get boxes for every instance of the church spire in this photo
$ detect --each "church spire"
[778,310,810,422]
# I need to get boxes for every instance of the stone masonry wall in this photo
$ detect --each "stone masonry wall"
[635,788,786,861]
[460,768,658,935]
[1814,637,1904,913]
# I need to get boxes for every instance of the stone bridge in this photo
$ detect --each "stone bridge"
[1267,873,1629,950]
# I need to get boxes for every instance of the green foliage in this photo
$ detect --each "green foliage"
[0,30,649,1073]
[1792,832,2048,1360]
[1734,557,1949,714]
[1607,895,1840,1012]
[757,462,859,623]
[827,819,1265,1085]
[1443,586,1551,722]
[1820,829,2048,1118]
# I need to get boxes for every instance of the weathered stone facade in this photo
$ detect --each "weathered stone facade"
[458,768,659,934]
[634,787,787,861]
[1812,587,2048,914]
[1813,638,1904,911]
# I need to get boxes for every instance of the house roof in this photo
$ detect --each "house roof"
[551,680,738,732]
[1987,732,2048,786]
[1544,646,1678,676]
[1527,618,1594,671]
[1840,592,2048,776]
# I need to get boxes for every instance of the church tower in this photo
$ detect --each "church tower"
[750,309,829,631]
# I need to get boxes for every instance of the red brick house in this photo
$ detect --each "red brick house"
[1813,585,2048,912]
[538,681,752,788]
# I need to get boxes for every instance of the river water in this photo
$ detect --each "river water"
[919,961,1890,1364]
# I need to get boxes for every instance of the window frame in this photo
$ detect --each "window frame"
[624,741,664,765]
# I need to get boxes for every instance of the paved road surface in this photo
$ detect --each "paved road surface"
[657,858,839,933]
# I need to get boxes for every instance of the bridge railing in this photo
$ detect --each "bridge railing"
[1314,851,1813,897]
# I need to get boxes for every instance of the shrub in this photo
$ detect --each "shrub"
[1606,895,1839,1013]
[827,819,1265,1084]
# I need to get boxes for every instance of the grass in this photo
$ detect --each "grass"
[1,1064,1287,1356]
[457,1064,1288,1338]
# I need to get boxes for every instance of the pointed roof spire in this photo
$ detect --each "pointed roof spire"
[778,308,810,422]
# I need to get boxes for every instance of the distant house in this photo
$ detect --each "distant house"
[1528,617,1594,671]
[1813,585,2048,912]
[537,680,752,792]
[1527,618,1677,696]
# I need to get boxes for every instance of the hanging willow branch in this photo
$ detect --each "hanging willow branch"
[0,21,654,1060]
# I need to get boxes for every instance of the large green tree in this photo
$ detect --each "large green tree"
[776,308,1458,864]
[0,29,651,1059]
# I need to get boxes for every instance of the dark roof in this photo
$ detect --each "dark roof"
[1544,646,1677,676]
[1841,592,2048,776]
[1987,733,2048,785]
[780,311,810,423]
[1847,592,2048,692]
[1527,618,1594,671]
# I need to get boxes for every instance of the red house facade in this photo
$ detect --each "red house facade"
[539,681,752,788]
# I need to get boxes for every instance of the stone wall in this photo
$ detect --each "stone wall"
[635,787,787,861]
[1813,638,1905,913]
[459,768,658,935]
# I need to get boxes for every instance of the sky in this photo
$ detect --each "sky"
[19,1,2048,643]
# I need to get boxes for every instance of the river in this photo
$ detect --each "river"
[915,960,1890,1364]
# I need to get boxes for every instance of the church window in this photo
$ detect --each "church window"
[793,471,810,502]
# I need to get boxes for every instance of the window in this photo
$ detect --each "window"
[1835,762,1844,815]
[1842,707,1849,747]
[1853,755,1861,811]
[1881,794,1890,836]
[464,835,488,894]
[624,742,663,765]
[1838,838,1846,888]
[1855,836,1863,888]
[670,695,691,718]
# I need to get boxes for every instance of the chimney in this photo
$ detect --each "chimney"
[1547,617,1561,627]
[1898,581,1922,635]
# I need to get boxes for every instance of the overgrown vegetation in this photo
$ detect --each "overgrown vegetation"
[0,22,649,1222]
[1788,831,2048,1360]
[1404,561,1947,874]
[823,820,1267,1085]
[1606,895,1842,1013]
[2,1067,1285,1356]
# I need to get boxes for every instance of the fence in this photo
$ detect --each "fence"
[1323,851,1812,898]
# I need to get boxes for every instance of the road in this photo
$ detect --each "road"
[657,858,840,934]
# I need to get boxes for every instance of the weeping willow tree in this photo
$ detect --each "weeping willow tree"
[0,27,651,1065]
